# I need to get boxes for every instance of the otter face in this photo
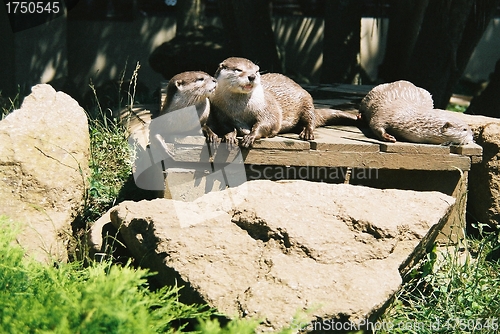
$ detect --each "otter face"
[163,71,217,112]
[441,121,474,145]
[215,57,261,94]
[170,71,217,98]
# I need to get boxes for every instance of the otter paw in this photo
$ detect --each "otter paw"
[224,130,239,149]
[204,131,219,144]
[203,125,218,142]
[382,132,397,143]
[299,128,315,141]
[241,134,256,148]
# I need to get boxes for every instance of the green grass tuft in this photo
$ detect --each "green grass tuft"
[446,103,468,113]
[85,117,133,221]
[378,225,500,333]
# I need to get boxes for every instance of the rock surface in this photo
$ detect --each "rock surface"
[0,84,90,262]
[107,180,454,331]
[455,113,500,226]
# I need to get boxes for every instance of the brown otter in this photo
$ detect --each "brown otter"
[158,71,218,138]
[208,57,358,148]
[149,71,219,161]
[359,80,473,145]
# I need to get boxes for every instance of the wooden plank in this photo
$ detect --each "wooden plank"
[172,145,211,163]
[241,149,471,171]
[168,141,475,170]
[323,125,378,139]
[211,144,243,164]
[170,135,206,145]
[449,142,483,157]
[471,156,482,164]
[310,127,380,152]
[250,135,311,150]
[380,142,451,154]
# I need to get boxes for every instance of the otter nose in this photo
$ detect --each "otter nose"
[248,74,256,82]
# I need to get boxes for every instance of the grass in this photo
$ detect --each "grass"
[77,62,146,232]
[0,88,22,119]
[377,223,500,333]
[0,214,284,333]
[84,116,133,221]
[0,216,265,333]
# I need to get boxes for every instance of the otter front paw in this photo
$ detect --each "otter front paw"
[224,130,239,149]
[241,134,257,148]
[203,126,219,143]
[299,127,315,141]
[382,133,397,142]
[373,127,396,143]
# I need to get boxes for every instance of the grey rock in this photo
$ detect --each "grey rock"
[0,84,90,262]
[454,112,500,226]
[109,180,454,331]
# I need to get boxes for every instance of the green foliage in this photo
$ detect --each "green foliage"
[0,216,218,333]
[85,117,132,222]
[80,69,138,226]
[378,226,500,333]
[196,318,259,334]
[446,103,468,113]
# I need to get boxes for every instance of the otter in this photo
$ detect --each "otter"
[208,57,358,148]
[149,71,219,162]
[158,71,218,138]
[359,80,473,145]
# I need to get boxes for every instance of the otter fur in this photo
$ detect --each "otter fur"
[359,80,473,145]
[158,71,217,137]
[208,57,357,148]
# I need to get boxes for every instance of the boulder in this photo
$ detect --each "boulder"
[0,84,90,263]
[455,113,500,226]
[107,180,454,331]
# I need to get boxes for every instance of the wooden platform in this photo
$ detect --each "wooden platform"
[159,81,482,171]
[166,125,482,171]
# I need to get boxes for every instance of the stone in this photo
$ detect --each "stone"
[0,84,90,263]
[108,180,454,331]
[454,112,500,226]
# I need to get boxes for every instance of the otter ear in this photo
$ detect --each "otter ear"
[175,79,184,90]
[441,122,452,133]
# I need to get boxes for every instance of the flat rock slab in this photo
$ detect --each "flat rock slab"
[109,180,454,331]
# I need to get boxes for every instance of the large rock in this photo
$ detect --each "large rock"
[106,180,454,331]
[455,113,500,226]
[0,84,90,262]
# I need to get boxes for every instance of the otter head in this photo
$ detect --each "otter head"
[215,57,261,94]
[164,71,217,111]
[440,120,474,145]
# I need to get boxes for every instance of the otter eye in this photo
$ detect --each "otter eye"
[196,77,205,82]
[234,68,242,73]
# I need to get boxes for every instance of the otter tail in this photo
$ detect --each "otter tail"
[314,108,359,127]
